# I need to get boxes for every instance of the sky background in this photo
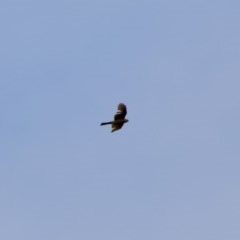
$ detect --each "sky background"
[0,1,240,239]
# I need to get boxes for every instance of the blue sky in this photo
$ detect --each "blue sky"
[0,1,240,239]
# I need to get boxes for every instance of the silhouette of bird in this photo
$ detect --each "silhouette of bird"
[100,103,129,132]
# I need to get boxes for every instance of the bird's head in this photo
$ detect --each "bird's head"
[124,119,129,123]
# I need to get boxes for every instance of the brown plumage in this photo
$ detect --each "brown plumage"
[100,103,129,132]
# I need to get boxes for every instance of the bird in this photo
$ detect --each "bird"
[100,103,129,132]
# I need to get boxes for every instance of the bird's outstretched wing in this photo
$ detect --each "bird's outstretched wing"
[111,103,127,132]
[114,103,127,120]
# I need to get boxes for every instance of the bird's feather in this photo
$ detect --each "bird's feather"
[114,103,127,120]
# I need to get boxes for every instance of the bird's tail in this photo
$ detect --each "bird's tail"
[100,121,113,126]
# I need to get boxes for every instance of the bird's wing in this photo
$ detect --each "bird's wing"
[111,123,123,132]
[114,103,127,120]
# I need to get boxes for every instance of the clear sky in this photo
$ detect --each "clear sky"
[0,1,240,239]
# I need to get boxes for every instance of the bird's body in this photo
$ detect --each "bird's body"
[100,103,129,132]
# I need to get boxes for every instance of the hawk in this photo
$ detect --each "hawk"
[100,103,129,132]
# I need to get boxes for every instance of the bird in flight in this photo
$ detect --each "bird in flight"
[100,103,129,132]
